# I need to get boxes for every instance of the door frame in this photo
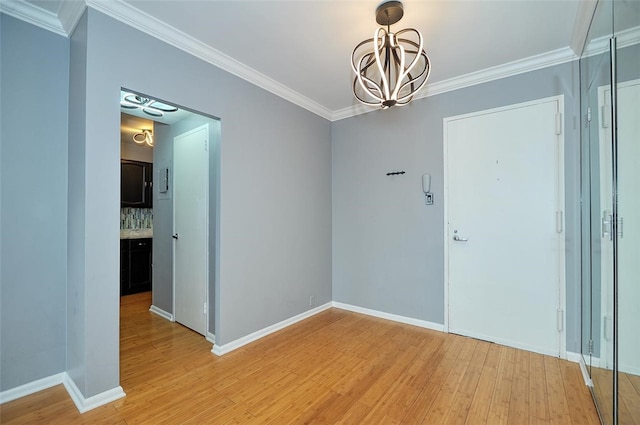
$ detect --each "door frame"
[598,83,614,370]
[172,123,210,336]
[442,95,567,357]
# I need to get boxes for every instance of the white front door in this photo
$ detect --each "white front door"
[173,124,209,335]
[444,96,565,357]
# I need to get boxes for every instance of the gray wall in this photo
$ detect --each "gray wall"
[65,8,332,397]
[332,61,583,352]
[2,2,600,398]
[152,113,221,337]
[0,15,69,390]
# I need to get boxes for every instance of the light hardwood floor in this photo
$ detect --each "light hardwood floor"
[1,292,600,424]
[591,366,640,425]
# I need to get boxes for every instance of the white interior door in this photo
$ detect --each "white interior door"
[445,96,565,357]
[599,80,640,374]
[173,124,209,335]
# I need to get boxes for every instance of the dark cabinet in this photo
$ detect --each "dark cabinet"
[120,238,152,295]
[121,160,153,208]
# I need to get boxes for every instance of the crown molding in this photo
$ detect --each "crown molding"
[58,0,86,35]
[333,46,578,121]
[570,0,598,56]
[7,0,636,123]
[85,0,334,121]
[0,0,67,36]
[582,25,640,58]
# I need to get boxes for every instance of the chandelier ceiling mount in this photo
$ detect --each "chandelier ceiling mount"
[351,1,431,109]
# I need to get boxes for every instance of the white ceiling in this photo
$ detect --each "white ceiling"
[121,0,580,112]
[5,0,637,120]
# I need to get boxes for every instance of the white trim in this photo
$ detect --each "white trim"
[620,364,640,376]
[443,95,567,358]
[333,47,577,121]
[57,0,86,35]
[63,374,125,413]
[570,0,598,56]
[149,304,174,322]
[583,26,640,58]
[0,372,125,413]
[567,351,594,387]
[332,302,445,332]
[0,372,65,404]
[566,351,583,363]
[0,0,68,36]
[206,332,216,344]
[557,96,567,359]
[212,302,332,356]
[85,0,333,121]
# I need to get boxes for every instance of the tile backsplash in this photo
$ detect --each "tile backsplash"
[121,208,153,230]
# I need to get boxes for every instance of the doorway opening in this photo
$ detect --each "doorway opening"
[118,88,221,356]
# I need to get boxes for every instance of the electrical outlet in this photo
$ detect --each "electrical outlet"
[309,296,315,306]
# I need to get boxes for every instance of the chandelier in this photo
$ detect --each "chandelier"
[351,1,431,109]
[133,129,154,147]
[120,93,178,118]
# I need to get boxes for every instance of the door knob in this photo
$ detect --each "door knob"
[172,233,179,240]
[453,235,468,242]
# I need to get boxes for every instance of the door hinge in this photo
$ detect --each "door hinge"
[556,211,563,233]
[587,107,592,123]
[601,104,610,128]
[557,308,564,332]
[618,217,624,238]
[204,139,209,152]
[203,302,207,315]
[555,112,562,135]
[602,210,613,240]
[588,339,594,354]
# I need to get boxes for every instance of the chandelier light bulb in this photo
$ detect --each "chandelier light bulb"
[351,1,431,109]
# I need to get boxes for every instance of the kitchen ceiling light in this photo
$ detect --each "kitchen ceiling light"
[133,129,154,147]
[351,1,431,109]
[121,93,178,118]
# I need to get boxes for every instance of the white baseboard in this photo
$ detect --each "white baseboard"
[212,302,332,356]
[332,301,445,332]
[566,351,583,363]
[63,374,125,413]
[0,372,65,404]
[1,372,125,413]
[206,332,216,344]
[620,363,640,376]
[149,305,174,321]
[567,351,593,387]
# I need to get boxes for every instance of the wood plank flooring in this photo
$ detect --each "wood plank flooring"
[591,366,640,425]
[1,292,600,424]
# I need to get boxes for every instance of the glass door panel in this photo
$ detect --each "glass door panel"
[580,1,614,423]
[614,3,640,423]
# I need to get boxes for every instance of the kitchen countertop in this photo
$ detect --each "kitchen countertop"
[120,228,153,239]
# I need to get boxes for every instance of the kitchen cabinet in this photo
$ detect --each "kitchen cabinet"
[120,238,152,295]
[121,160,153,208]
